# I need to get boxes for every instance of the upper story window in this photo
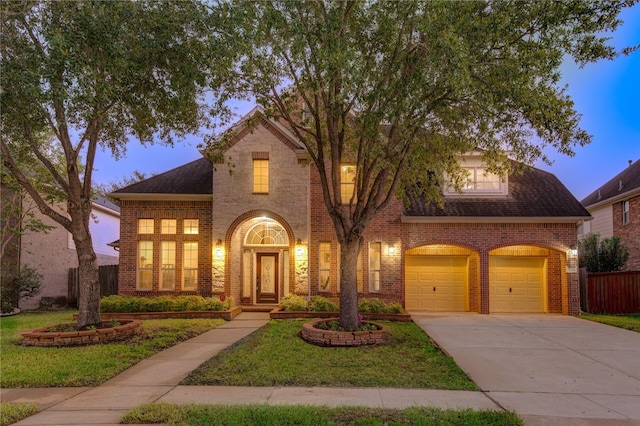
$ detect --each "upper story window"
[445,157,508,197]
[252,152,270,194]
[161,219,176,234]
[184,219,199,235]
[340,165,356,203]
[622,200,630,225]
[138,219,154,234]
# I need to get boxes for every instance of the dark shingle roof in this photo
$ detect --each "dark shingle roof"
[112,158,212,195]
[581,159,640,207]
[405,165,590,218]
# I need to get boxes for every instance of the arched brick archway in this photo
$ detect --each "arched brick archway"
[222,210,299,305]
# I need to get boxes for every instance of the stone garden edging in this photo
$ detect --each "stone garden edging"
[21,320,142,347]
[301,317,387,347]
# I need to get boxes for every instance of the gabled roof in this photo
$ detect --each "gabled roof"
[110,158,213,198]
[404,165,590,221]
[581,159,640,208]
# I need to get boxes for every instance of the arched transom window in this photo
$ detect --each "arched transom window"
[245,221,289,246]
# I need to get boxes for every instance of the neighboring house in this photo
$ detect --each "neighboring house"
[580,159,640,271]
[111,108,589,315]
[17,196,120,309]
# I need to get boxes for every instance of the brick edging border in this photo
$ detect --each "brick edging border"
[301,318,387,347]
[74,306,243,321]
[269,307,412,322]
[21,320,142,347]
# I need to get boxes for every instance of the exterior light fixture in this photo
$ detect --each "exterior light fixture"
[388,245,396,255]
[215,239,223,259]
[296,238,305,256]
[569,244,578,257]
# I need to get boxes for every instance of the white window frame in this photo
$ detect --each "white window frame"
[444,157,508,197]
[622,200,630,225]
[160,241,176,290]
[184,219,199,235]
[137,241,153,290]
[253,159,269,194]
[161,219,177,234]
[319,242,331,292]
[369,242,381,292]
[182,242,198,290]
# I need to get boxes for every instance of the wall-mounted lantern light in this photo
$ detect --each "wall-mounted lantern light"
[296,238,305,256]
[569,244,578,257]
[215,239,224,259]
[388,245,396,255]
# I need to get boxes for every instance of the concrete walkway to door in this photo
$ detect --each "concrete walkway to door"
[411,313,640,425]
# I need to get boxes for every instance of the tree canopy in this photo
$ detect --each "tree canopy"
[1,0,228,326]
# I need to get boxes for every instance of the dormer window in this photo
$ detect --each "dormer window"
[445,156,508,197]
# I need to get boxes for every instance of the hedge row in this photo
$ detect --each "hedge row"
[280,295,403,314]
[100,295,234,313]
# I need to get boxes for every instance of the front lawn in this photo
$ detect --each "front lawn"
[580,313,640,332]
[0,310,225,387]
[0,402,39,426]
[183,319,476,390]
[122,403,522,425]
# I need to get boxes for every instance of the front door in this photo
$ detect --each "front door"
[256,253,278,304]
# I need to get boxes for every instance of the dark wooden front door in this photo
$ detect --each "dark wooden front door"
[256,253,278,304]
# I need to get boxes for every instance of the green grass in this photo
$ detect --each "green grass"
[0,310,225,387]
[580,313,640,332]
[183,319,476,390]
[122,403,522,425]
[0,402,39,426]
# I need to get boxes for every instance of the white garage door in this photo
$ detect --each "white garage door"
[405,256,468,311]
[489,257,545,313]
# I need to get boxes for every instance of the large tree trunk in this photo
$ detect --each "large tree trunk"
[69,203,101,328]
[338,237,362,331]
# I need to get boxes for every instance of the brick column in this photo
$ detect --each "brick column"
[479,249,490,314]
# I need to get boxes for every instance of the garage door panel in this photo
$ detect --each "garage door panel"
[405,255,468,312]
[489,256,545,313]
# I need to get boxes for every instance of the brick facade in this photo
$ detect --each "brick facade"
[118,200,213,297]
[115,114,582,315]
[612,195,640,271]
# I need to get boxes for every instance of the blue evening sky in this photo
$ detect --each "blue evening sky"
[94,6,640,201]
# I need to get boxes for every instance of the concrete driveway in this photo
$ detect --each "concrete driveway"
[411,313,640,425]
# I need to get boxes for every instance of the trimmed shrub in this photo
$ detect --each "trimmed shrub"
[309,296,339,312]
[358,298,403,314]
[358,298,387,313]
[280,294,308,311]
[99,295,233,313]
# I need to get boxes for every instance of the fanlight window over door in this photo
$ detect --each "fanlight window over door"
[245,222,289,246]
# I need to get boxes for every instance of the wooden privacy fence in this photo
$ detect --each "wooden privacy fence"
[68,264,119,307]
[580,270,640,314]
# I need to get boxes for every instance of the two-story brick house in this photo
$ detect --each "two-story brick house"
[111,108,590,314]
[580,159,640,271]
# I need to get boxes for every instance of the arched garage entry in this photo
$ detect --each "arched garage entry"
[404,245,478,312]
[489,246,549,313]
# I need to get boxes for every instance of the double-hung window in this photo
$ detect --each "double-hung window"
[319,242,331,291]
[253,152,270,194]
[622,200,630,225]
[160,241,176,290]
[369,243,381,292]
[182,242,198,290]
[340,165,356,203]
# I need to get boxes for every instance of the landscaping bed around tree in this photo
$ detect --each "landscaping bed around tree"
[121,403,522,426]
[21,319,142,347]
[183,319,477,390]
